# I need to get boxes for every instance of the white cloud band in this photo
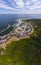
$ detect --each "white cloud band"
[0,0,41,14]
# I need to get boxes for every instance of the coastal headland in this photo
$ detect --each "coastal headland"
[0,19,34,48]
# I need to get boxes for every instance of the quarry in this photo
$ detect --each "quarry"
[0,19,34,44]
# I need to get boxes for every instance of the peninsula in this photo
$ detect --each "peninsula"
[0,19,34,48]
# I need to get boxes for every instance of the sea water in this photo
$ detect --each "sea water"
[0,14,41,31]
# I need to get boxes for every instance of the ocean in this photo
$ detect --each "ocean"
[0,14,41,31]
[0,14,41,25]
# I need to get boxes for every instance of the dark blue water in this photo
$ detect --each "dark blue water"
[0,14,41,26]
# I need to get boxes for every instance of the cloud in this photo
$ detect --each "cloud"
[25,0,41,9]
[0,3,15,10]
[33,0,37,2]
[15,0,24,8]
[0,0,15,10]
[0,0,41,10]
[0,0,41,14]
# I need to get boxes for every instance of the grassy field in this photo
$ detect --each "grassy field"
[0,19,41,65]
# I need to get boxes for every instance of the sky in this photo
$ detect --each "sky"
[0,0,41,14]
